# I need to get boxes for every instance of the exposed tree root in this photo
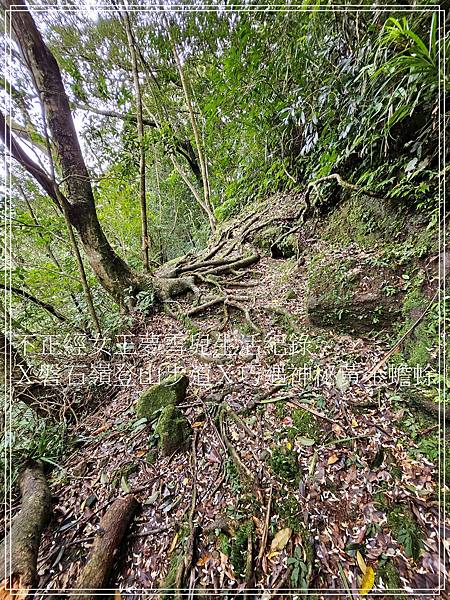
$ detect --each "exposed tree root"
[307,173,389,202]
[218,409,258,491]
[152,195,313,326]
[257,485,273,562]
[244,527,254,593]
[186,295,226,317]
[0,462,52,600]
[155,276,200,301]
[174,432,199,598]
[191,252,259,277]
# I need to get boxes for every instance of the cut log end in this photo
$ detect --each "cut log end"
[0,576,29,600]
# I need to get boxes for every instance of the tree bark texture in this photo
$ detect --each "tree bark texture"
[0,462,52,599]
[69,496,139,600]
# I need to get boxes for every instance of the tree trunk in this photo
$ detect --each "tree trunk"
[121,9,150,272]
[2,0,139,304]
[0,462,52,599]
[167,21,216,231]
[69,496,139,600]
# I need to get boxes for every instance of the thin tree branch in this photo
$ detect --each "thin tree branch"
[2,283,78,327]
[74,103,157,128]
[0,110,62,207]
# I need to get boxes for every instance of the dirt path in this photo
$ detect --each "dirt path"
[34,255,447,598]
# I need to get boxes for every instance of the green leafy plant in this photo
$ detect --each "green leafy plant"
[288,545,310,590]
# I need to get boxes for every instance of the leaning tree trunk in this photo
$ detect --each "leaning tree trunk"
[121,9,150,272]
[0,462,52,599]
[2,0,139,305]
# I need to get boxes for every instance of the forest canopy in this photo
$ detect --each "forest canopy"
[2,1,445,328]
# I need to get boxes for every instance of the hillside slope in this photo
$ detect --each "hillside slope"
[26,193,447,598]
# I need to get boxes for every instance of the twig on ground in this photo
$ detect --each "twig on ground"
[361,290,438,382]
[257,484,273,562]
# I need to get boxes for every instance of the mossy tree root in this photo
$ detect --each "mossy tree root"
[174,432,199,599]
[185,293,259,332]
[0,461,52,600]
[218,410,258,491]
[69,495,140,600]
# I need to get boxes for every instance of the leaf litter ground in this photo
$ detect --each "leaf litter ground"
[22,251,449,598]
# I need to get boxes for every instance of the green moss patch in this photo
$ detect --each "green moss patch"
[229,521,253,579]
[154,404,191,456]
[136,373,189,418]
[160,552,183,599]
[268,446,300,483]
[378,559,406,597]
[290,408,319,440]
[275,495,303,531]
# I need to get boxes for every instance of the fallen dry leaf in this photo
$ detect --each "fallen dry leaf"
[270,527,292,553]
[359,565,375,596]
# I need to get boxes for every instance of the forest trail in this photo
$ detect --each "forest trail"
[31,242,446,597]
[2,4,445,598]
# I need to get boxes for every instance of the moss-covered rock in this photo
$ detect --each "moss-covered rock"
[253,225,298,258]
[253,226,283,254]
[136,373,189,418]
[154,404,191,455]
[306,253,401,333]
[394,282,440,368]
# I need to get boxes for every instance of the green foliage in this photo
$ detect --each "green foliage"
[387,504,424,561]
[268,445,300,483]
[1,402,69,496]
[377,559,406,597]
[134,289,156,315]
[288,545,310,590]
[4,6,444,520]
[392,272,443,370]
[6,6,443,342]
[225,458,242,494]
[275,495,303,532]
[229,521,253,579]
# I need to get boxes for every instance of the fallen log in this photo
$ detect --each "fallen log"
[69,495,139,600]
[0,461,52,599]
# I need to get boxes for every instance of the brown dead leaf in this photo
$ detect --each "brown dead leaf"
[328,454,339,465]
